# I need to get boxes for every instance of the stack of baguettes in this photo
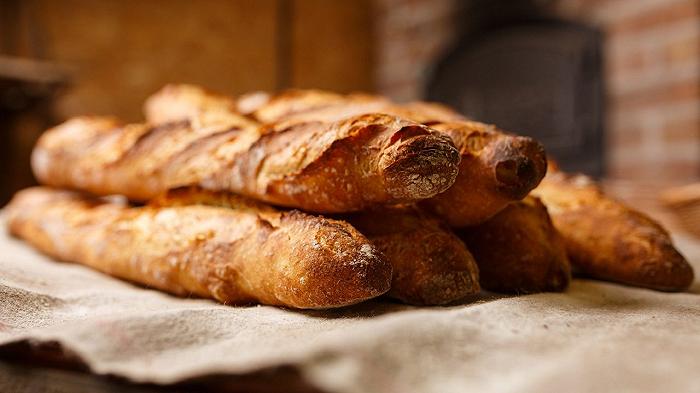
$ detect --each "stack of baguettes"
[5,84,694,309]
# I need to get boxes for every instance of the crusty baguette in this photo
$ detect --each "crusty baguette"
[344,207,480,305]
[32,116,259,201]
[144,84,259,128]
[252,88,462,126]
[148,85,460,129]
[458,196,571,294]
[421,121,547,226]
[155,187,480,306]
[235,91,272,116]
[531,172,694,291]
[243,88,548,226]
[253,89,389,124]
[6,187,392,309]
[32,112,461,212]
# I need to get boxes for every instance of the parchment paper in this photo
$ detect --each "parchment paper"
[2,215,700,393]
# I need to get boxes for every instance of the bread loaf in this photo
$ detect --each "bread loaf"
[421,121,547,226]
[242,88,548,225]
[155,187,480,306]
[6,187,392,309]
[32,117,258,200]
[32,112,461,212]
[459,196,571,293]
[532,172,694,291]
[344,207,480,305]
[251,88,461,125]
[144,84,258,128]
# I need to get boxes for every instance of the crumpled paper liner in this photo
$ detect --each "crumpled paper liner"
[2,216,700,393]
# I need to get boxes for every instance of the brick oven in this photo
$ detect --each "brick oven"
[375,0,700,183]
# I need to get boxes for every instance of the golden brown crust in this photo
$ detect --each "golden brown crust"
[420,121,548,226]
[144,84,258,129]
[32,113,460,212]
[253,89,388,123]
[235,91,271,116]
[344,207,480,305]
[156,188,480,306]
[6,187,392,309]
[245,89,547,226]
[532,173,694,291]
[32,117,256,200]
[458,196,571,294]
[210,114,461,212]
[251,89,463,126]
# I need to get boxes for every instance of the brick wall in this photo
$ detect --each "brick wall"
[374,0,700,182]
[374,0,460,102]
[552,0,700,182]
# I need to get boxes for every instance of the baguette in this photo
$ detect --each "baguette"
[32,112,461,212]
[235,91,272,116]
[146,85,459,128]
[421,121,547,226]
[253,89,389,124]
[531,172,694,291]
[155,188,480,306]
[344,207,480,305]
[32,116,259,201]
[6,187,392,309]
[244,88,548,226]
[144,84,259,128]
[252,89,462,125]
[458,196,571,293]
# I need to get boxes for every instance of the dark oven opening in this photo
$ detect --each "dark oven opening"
[427,0,604,177]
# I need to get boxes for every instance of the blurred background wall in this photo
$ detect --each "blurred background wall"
[1,0,374,120]
[0,0,698,205]
[376,0,700,181]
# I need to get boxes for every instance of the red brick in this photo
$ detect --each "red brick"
[607,1,699,35]
[662,118,700,143]
[664,34,700,64]
[608,127,644,150]
[611,80,700,111]
[608,160,699,181]
[658,160,700,179]
[608,49,648,75]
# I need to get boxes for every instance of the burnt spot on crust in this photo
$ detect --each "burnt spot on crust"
[492,136,547,199]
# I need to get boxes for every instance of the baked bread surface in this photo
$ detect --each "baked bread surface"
[459,196,571,293]
[532,172,694,291]
[6,187,393,309]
